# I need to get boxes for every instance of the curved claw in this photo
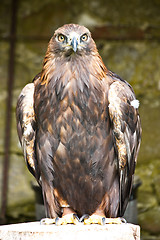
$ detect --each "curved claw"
[101,217,106,225]
[79,214,90,222]
[119,217,127,223]
[73,213,80,222]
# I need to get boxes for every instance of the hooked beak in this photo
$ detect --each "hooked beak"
[71,37,78,52]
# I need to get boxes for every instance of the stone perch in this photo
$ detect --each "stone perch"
[0,222,140,240]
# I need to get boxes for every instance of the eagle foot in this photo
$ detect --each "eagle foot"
[83,215,126,225]
[55,213,81,225]
[83,214,106,225]
[105,217,126,224]
[40,214,81,225]
[40,218,56,225]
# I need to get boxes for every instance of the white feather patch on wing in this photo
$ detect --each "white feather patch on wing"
[131,99,139,109]
[24,123,33,137]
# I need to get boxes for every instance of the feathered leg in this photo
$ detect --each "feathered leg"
[83,190,126,225]
[40,181,80,225]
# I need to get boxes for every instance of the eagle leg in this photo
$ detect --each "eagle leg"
[56,207,80,225]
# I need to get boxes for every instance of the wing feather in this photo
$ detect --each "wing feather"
[16,83,39,181]
[108,79,141,215]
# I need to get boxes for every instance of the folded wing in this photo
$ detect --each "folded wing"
[16,82,39,181]
[108,78,141,216]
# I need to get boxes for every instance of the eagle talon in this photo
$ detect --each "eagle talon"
[79,214,90,222]
[73,213,81,222]
[55,217,60,226]
[119,217,127,223]
[102,217,106,225]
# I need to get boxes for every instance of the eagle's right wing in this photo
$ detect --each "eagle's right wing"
[16,82,39,181]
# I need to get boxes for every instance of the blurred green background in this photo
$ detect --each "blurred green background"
[0,0,160,239]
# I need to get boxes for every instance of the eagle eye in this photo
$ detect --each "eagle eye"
[81,34,88,42]
[58,34,65,42]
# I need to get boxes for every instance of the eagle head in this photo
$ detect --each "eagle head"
[49,24,97,57]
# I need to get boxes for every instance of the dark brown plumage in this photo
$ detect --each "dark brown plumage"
[16,24,141,223]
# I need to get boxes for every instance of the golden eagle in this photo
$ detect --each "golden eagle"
[16,24,141,225]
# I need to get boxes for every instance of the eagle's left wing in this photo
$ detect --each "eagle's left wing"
[108,78,141,216]
[16,82,39,181]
